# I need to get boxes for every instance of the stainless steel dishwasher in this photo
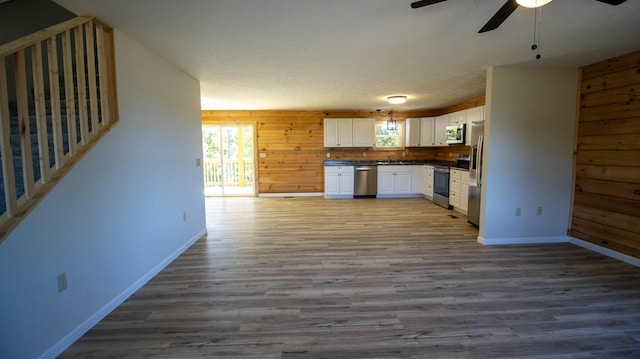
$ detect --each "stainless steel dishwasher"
[354,165,377,198]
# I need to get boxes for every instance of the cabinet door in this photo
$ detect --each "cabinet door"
[324,167,340,195]
[434,115,449,146]
[339,170,354,195]
[449,110,467,125]
[377,170,395,194]
[411,166,423,194]
[465,106,484,146]
[420,117,435,146]
[352,118,375,147]
[324,119,339,147]
[405,118,422,146]
[338,119,353,147]
[393,166,411,194]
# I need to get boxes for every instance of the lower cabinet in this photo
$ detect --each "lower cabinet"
[423,165,434,198]
[324,166,354,198]
[449,169,469,213]
[377,165,416,198]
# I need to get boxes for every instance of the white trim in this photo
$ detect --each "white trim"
[259,192,323,198]
[477,235,569,245]
[39,228,207,359]
[569,236,640,267]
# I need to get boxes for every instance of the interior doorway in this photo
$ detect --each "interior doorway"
[202,125,255,196]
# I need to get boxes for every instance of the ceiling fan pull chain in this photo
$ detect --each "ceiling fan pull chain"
[531,6,542,59]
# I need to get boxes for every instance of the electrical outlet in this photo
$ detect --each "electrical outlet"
[259,152,266,158]
[362,152,366,157]
[536,207,543,216]
[515,207,521,216]
[57,272,68,293]
[195,158,201,167]
[183,211,187,221]
[326,152,330,158]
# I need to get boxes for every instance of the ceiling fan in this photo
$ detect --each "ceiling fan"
[410,0,628,33]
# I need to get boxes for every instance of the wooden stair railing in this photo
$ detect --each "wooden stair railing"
[0,17,118,243]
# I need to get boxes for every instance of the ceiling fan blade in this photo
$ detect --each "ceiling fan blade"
[411,0,448,9]
[594,0,627,5]
[478,0,519,33]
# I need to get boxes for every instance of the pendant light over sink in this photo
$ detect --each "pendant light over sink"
[387,110,397,131]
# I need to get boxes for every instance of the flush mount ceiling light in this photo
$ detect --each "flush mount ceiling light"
[387,95,407,105]
[516,0,552,8]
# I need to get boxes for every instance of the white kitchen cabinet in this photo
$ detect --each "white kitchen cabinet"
[352,118,375,147]
[405,118,422,147]
[324,118,375,147]
[324,119,352,147]
[420,117,435,146]
[449,169,469,213]
[449,110,467,125]
[406,117,436,147]
[422,165,434,199]
[411,166,423,194]
[324,166,354,198]
[465,105,484,145]
[377,165,413,197]
[434,115,450,146]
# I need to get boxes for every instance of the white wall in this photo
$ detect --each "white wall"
[0,30,206,359]
[479,66,578,245]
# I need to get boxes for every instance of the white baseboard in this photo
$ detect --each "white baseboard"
[477,235,569,245]
[259,192,323,197]
[569,236,640,267]
[40,228,208,359]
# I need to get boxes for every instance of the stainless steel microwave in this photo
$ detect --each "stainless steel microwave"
[445,123,466,144]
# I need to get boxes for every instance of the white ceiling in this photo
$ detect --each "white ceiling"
[54,0,640,111]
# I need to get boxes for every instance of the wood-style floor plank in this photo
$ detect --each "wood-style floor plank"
[60,197,640,358]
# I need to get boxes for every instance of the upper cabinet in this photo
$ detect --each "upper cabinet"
[352,118,375,147]
[434,115,450,146]
[465,106,484,145]
[405,117,435,147]
[324,118,375,148]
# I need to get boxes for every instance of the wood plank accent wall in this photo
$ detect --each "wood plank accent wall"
[571,50,640,259]
[202,98,482,194]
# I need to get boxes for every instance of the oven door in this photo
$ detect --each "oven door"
[433,167,450,209]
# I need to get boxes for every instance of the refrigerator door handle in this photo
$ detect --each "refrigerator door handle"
[477,134,484,187]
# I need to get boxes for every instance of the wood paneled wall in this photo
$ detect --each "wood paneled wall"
[202,99,482,194]
[571,50,640,258]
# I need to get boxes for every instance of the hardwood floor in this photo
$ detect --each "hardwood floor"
[60,197,640,358]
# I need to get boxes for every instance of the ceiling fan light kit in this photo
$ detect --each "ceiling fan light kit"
[387,95,407,105]
[410,0,627,34]
[516,0,552,8]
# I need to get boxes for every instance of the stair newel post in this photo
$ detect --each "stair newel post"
[47,35,65,170]
[74,25,89,146]
[32,41,51,184]
[0,57,18,217]
[15,49,35,200]
[61,29,78,157]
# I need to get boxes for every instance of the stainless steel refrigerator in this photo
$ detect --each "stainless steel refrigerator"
[467,121,484,226]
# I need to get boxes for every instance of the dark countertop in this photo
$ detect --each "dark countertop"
[324,160,462,168]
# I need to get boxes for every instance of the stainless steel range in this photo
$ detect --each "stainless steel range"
[433,166,450,209]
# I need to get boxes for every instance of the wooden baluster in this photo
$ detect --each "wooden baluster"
[85,21,99,137]
[32,41,51,184]
[61,29,78,156]
[47,35,65,169]
[0,57,17,216]
[74,25,89,145]
[15,49,35,200]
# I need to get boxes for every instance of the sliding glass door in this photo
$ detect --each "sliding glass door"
[202,125,255,196]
